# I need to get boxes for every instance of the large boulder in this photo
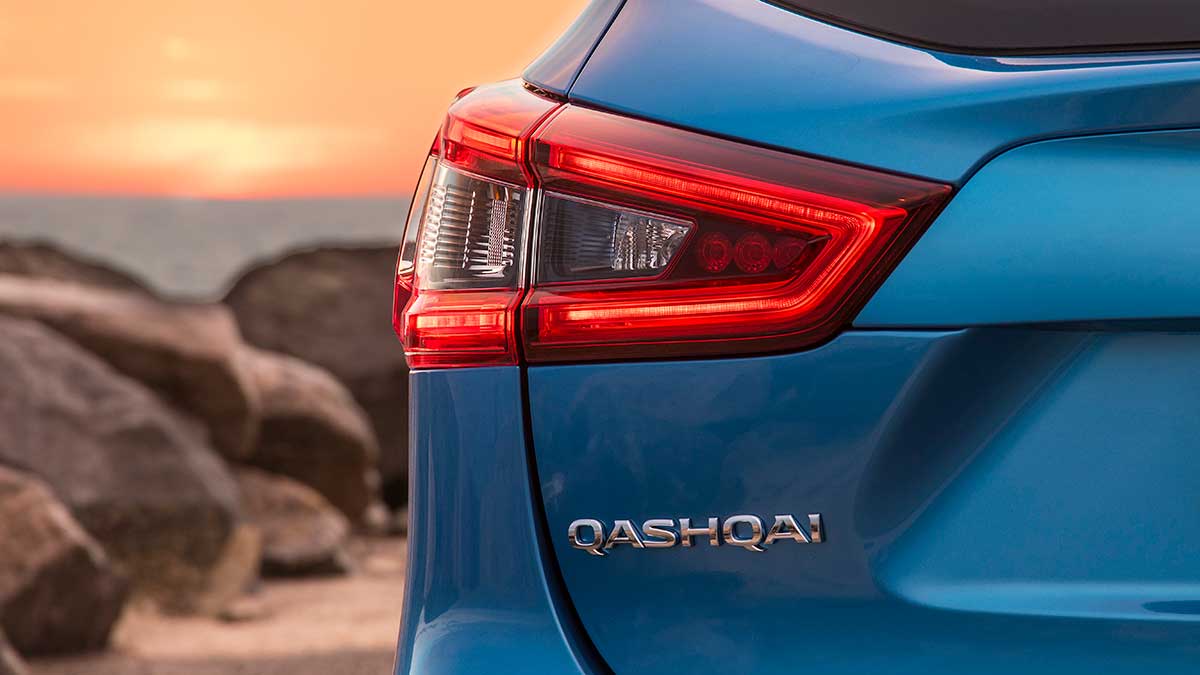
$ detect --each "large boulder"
[0,316,255,612]
[241,348,379,522]
[0,241,150,295]
[236,468,351,577]
[0,468,127,655]
[224,246,409,505]
[0,632,25,675]
[0,275,259,459]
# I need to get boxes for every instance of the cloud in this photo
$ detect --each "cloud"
[71,116,392,195]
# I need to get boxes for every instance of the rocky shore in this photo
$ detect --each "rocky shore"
[0,242,408,674]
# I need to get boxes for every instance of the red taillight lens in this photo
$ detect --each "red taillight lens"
[440,81,553,186]
[522,105,950,362]
[399,289,521,368]
[396,80,558,369]
[394,81,951,368]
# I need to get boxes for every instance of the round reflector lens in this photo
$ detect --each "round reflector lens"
[734,233,772,273]
[772,236,809,270]
[696,232,733,273]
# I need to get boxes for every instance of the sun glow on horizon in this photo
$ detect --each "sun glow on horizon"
[0,0,587,199]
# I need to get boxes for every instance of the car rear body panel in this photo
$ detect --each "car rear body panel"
[523,0,624,95]
[396,1,1200,673]
[396,368,598,675]
[860,129,1200,326]
[529,0,1200,672]
[529,330,1200,674]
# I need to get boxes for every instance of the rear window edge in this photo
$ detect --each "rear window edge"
[763,0,1200,57]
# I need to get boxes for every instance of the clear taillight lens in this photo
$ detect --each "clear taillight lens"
[396,153,438,290]
[537,193,692,284]
[394,80,952,368]
[416,165,527,289]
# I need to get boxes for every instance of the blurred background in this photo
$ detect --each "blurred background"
[0,1,585,673]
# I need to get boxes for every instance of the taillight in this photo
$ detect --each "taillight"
[395,81,951,368]
[396,81,557,369]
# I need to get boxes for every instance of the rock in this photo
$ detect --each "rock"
[242,348,379,521]
[188,523,262,616]
[0,632,26,675]
[360,500,393,537]
[0,241,150,295]
[0,275,259,459]
[0,316,253,612]
[0,467,128,655]
[224,246,410,505]
[235,468,352,577]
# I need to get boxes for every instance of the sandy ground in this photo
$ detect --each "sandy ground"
[28,538,407,675]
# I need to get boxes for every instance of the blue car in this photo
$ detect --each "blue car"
[392,1,1200,672]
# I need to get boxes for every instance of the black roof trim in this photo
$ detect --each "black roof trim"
[766,0,1200,56]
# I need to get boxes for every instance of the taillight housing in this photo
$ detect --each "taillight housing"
[396,81,556,369]
[395,80,951,368]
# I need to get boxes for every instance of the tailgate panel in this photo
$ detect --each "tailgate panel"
[528,330,1200,673]
[521,1,1200,672]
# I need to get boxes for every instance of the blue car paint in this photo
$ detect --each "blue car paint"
[859,129,1200,326]
[523,0,624,96]
[879,338,1200,623]
[396,0,1200,672]
[528,330,1200,673]
[395,368,597,675]
[570,0,1200,184]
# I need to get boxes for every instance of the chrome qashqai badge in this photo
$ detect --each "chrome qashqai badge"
[567,514,824,556]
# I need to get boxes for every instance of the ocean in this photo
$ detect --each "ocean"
[0,194,410,299]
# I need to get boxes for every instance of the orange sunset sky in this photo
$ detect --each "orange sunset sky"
[0,0,587,198]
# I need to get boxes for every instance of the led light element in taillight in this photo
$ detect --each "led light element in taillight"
[416,165,525,288]
[696,232,733,273]
[395,80,559,369]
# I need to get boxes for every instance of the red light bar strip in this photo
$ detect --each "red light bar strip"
[451,120,519,160]
[552,149,880,230]
[401,289,521,369]
[440,81,560,186]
